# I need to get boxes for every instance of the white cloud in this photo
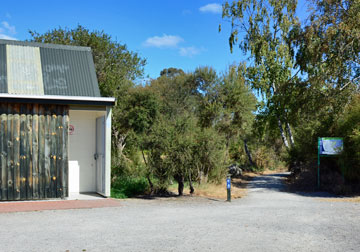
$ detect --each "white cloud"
[143,34,184,48]
[0,34,17,40]
[2,21,16,34]
[199,3,222,14]
[179,46,204,57]
[0,21,17,40]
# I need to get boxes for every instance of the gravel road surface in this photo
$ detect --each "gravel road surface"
[0,173,359,252]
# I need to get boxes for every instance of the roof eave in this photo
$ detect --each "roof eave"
[0,94,116,106]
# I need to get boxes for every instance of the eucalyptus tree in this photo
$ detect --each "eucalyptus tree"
[218,64,257,165]
[221,0,300,148]
[295,0,360,110]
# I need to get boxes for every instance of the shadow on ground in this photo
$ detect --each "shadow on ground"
[233,172,359,199]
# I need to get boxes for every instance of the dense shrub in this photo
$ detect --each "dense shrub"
[288,94,360,192]
[111,176,149,198]
[336,95,360,182]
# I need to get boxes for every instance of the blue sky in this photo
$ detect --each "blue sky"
[0,0,309,81]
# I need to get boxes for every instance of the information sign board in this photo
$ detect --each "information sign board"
[319,137,343,155]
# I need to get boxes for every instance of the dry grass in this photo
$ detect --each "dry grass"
[261,169,286,175]
[168,172,258,200]
[317,197,360,203]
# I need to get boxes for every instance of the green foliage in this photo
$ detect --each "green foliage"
[111,189,127,199]
[111,176,149,198]
[193,127,228,183]
[113,66,256,194]
[295,0,360,92]
[222,0,301,149]
[120,87,160,135]
[222,0,360,192]
[336,95,360,181]
[144,117,173,190]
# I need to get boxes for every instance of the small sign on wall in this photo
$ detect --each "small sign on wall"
[69,124,75,135]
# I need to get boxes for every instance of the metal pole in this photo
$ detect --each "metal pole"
[317,137,320,189]
[226,175,231,202]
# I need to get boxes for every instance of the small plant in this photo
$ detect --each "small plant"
[111,176,149,198]
[110,188,127,199]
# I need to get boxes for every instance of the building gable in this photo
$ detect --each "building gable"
[0,39,101,97]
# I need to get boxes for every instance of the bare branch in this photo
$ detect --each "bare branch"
[340,76,360,91]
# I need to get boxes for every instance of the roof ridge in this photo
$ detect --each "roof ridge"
[0,39,92,52]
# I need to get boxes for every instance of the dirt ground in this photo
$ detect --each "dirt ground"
[1,172,359,251]
[168,172,258,199]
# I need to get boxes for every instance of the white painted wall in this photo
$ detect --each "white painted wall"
[68,161,80,193]
[68,109,106,193]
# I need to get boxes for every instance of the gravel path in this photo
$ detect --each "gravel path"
[0,173,359,252]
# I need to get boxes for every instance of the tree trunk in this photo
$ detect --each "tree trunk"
[113,130,127,155]
[244,139,254,166]
[141,150,154,194]
[272,83,290,149]
[146,174,154,194]
[286,122,295,146]
[188,172,194,194]
[175,175,184,196]
[199,171,208,184]
[277,116,289,149]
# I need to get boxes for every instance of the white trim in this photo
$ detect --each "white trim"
[104,106,112,197]
[0,93,115,103]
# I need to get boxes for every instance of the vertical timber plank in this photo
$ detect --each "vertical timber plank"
[13,104,20,200]
[26,104,33,199]
[0,103,7,200]
[50,105,57,198]
[6,104,14,200]
[32,104,39,199]
[56,106,63,198]
[44,107,51,198]
[19,104,27,200]
[62,107,69,198]
[38,105,45,199]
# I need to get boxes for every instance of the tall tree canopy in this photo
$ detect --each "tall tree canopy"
[222,0,300,148]
[296,0,360,92]
[222,0,360,191]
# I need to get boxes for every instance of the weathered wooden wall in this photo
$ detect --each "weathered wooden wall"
[0,103,69,200]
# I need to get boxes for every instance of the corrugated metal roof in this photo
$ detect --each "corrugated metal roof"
[7,45,44,95]
[0,44,7,93]
[40,47,100,97]
[0,39,101,97]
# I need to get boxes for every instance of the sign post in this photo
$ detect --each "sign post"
[317,137,343,189]
[226,175,231,202]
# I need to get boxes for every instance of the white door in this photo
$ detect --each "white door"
[96,116,106,195]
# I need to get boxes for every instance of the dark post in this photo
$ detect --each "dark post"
[317,137,320,189]
[226,175,231,202]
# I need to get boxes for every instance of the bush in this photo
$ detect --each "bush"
[193,127,228,183]
[287,94,360,193]
[336,94,360,182]
[111,176,149,198]
[111,188,127,199]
